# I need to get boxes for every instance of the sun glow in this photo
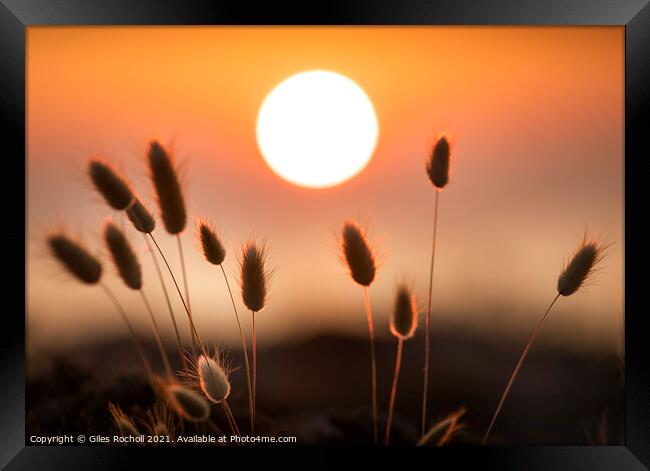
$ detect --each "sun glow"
[256,70,379,189]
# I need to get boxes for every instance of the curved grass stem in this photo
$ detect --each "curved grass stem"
[422,189,440,436]
[99,283,155,387]
[148,233,205,354]
[177,234,196,349]
[143,234,185,366]
[481,293,561,445]
[385,338,404,446]
[363,286,378,445]
[220,265,254,434]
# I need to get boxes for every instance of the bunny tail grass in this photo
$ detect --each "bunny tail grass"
[481,293,560,445]
[88,160,134,211]
[557,238,607,296]
[99,283,155,387]
[126,197,156,234]
[143,235,184,366]
[165,383,210,423]
[220,264,254,434]
[341,221,376,287]
[422,189,440,436]
[240,241,269,313]
[108,403,140,438]
[48,234,102,285]
[426,135,451,189]
[148,233,204,354]
[239,240,271,436]
[386,284,418,445]
[339,221,378,443]
[147,141,186,234]
[197,220,253,431]
[197,355,231,404]
[483,236,607,445]
[103,221,142,290]
[196,354,240,436]
[363,287,378,445]
[198,220,226,265]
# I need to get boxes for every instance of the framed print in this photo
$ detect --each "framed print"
[2,0,649,468]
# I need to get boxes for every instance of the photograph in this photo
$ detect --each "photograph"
[25,25,625,447]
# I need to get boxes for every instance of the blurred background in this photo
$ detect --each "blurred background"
[26,27,624,444]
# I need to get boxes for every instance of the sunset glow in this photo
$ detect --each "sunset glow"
[27,27,623,352]
[256,70,379,189]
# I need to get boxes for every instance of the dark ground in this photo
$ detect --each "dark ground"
[26,329,624,445]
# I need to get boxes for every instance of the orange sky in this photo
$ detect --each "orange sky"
[27,27,624,354]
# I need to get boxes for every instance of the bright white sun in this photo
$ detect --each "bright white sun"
[256,70,379,189]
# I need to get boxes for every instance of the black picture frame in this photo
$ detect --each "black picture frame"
[2,0,649,468]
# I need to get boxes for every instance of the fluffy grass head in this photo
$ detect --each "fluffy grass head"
[147,140,186,234]
[103,221,142,290]
[426,135,451,189]
[196,354,231,404]
[239,240,270,312]
[126,197,156,234]
[88,160,134,210]
[557,236,607,296]
[108,403,140,438]
[165,383,210,423]
[197,219,226,266]
[144,402,176,439]
[341,220,376,287]
[48,233,102,285]
[390,284,418,340]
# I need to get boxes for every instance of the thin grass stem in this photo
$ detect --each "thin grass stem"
[481,293,561,445]
[143,234,185,366]
[422,189,440,436]
[222,400,241,436]
[385,338,404,446]
[148,233,204,354]
[251,310,258,436]
[220,265,254,434]
[99,283,155,387]
[363,286,378,445]
[139,289,174,379]
[177,234,196,349]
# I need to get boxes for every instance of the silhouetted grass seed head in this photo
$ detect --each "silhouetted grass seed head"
[48,233,102,284]
[147,141,186,234]
[426,135,450,189]
[103,221,142,290]
[557,237,607,296]
[240,241,270,312]
[126,198,156,234]
[341,220,376,287]
[390,284,418,340]
[88,160,134,210]
[165,383,210,423]
[198,220,226,265]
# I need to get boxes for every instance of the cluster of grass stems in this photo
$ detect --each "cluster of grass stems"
[51,143,270,442]
[48,135,607,446]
